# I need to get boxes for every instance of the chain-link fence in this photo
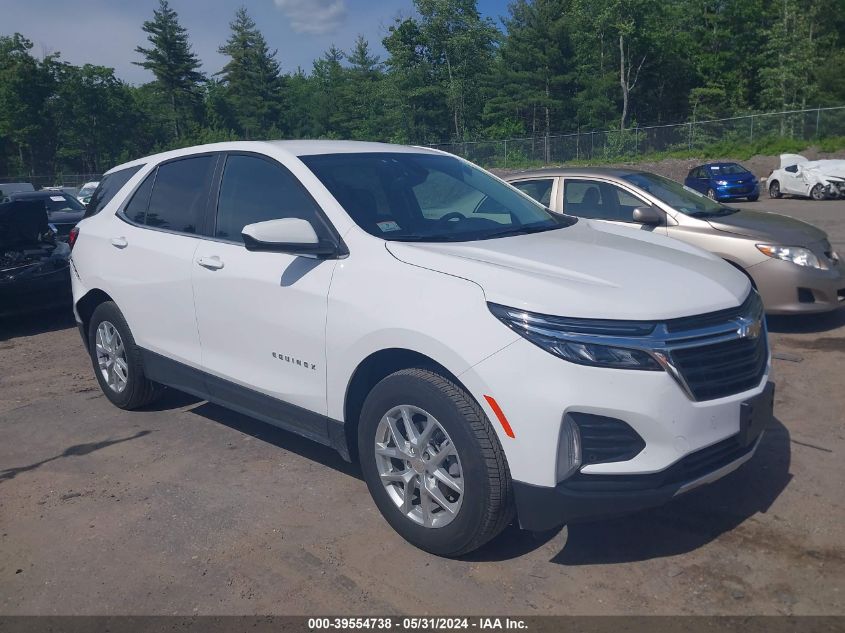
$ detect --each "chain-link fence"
[0,173,102,192]
[429,106,845,167]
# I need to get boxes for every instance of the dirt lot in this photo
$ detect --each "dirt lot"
[1,197,844,615]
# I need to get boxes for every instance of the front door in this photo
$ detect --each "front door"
[191,153,338,418]
[560,178,667,234]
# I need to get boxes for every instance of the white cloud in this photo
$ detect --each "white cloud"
[274,0,347,35]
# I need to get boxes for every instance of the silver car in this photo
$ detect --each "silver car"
[504,168,845,314]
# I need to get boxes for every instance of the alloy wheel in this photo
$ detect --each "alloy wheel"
[374,405,464,528]
[95,321,128,393]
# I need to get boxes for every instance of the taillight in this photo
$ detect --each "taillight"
[68,226,79,250]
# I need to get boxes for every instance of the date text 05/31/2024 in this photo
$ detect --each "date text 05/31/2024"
[307,617,528,630]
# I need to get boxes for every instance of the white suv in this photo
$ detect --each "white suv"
[69,141,773,556]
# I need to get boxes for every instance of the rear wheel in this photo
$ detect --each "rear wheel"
[358,368,514,557]
[769,180,782,198]
[88,301,163,409]
[810,184,826,201]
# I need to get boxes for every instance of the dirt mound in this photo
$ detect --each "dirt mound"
[496,146,845,182]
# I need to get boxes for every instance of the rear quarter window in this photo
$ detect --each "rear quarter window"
[85,165,143,218]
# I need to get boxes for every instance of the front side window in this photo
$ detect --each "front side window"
[300,152,569,242]
[214,155,324,242]
[85,165,143,218]
[144,155,216,234]
[563,179,647,222]
[511,179,554,207]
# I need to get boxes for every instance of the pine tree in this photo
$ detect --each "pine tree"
[134,0,204,140]
[218,6,283,139]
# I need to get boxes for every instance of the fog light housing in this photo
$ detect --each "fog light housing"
[556,414,582,482]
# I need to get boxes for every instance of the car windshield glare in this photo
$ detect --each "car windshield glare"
[623,172,732,217]
[300,152,569,242]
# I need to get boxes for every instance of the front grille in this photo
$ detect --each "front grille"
[565,433,754,493]
[670,336,768,400]
[664,292,767,401]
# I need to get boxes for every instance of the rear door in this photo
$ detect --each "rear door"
[191,152,338,418]
[108,154,219,368]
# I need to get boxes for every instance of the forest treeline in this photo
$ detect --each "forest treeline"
[1,0,844,177]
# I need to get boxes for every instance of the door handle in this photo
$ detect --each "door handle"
[110,236,128,248]
[196,255,224,270]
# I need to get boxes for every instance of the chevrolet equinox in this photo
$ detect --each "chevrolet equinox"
[70,141,773,556]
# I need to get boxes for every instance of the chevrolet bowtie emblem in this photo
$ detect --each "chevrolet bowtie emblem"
[734,316,762,339]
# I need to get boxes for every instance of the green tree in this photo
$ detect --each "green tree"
[345,36,387,140]
[484,0,575,147]
[217,6,283,138]
[134,0,205,141]
[0,34,56,176]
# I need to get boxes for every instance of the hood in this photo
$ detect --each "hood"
[385,220,749,321]
[706,209,828,244]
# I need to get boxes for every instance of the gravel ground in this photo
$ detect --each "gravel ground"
[0,198,843,616]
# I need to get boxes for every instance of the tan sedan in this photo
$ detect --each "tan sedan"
[504,168,845,314]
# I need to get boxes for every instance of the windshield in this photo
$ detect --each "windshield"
[622,172,737,217]
[300,152,571,242]
[708,163,749,175]
[46,194,84,212]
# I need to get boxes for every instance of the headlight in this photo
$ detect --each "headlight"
[756,244,822,269]
[716,180,729,186]
[488,303,662,370]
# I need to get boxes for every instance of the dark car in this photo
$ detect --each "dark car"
[6,190,86,239]
[684,162,759,202]
[0,198,72,318]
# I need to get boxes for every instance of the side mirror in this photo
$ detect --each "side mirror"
[632,206,662,225]
[242,218,339,258]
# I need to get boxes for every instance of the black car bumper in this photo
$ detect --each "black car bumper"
[512,383,773,531]
[0,267,72,318]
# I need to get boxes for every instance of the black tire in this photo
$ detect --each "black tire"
[707,188,718,201]
[358,368,514,557]
[810,184,826,201]
[747,194,759,202]
[87,301,163,409]
[769,180,782,198]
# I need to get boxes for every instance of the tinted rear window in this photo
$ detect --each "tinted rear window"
[144,156,216,234]
[85,166,143,218]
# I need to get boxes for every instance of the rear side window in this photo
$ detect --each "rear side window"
[511,179,554,206]
[144,155,216,234]
[214,154,323,242]
[85,165,143,218]
[124,170,157,224]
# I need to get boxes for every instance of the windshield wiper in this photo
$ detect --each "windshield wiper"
[478,224,561,240]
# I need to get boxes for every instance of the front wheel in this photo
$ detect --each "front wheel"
[810,184,826,201]
[747,194,759,202]
[358,368,514,557]
[769,181,782,198]
[707,188,718,201]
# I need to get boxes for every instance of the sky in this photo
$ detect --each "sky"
[4,0,512,85]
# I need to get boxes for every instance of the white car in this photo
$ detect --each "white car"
[77,181,100,204]
[768,154,845,200]
[69,141,773,556]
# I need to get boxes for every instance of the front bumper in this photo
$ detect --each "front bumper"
[513,429,763,530]
[716,183,759,199]
[750,255,845,314]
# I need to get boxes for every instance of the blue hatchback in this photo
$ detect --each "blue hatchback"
[684,162,759,202]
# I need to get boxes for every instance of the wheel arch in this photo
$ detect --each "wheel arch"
[342,348,467,462]
[75,288,115,347]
